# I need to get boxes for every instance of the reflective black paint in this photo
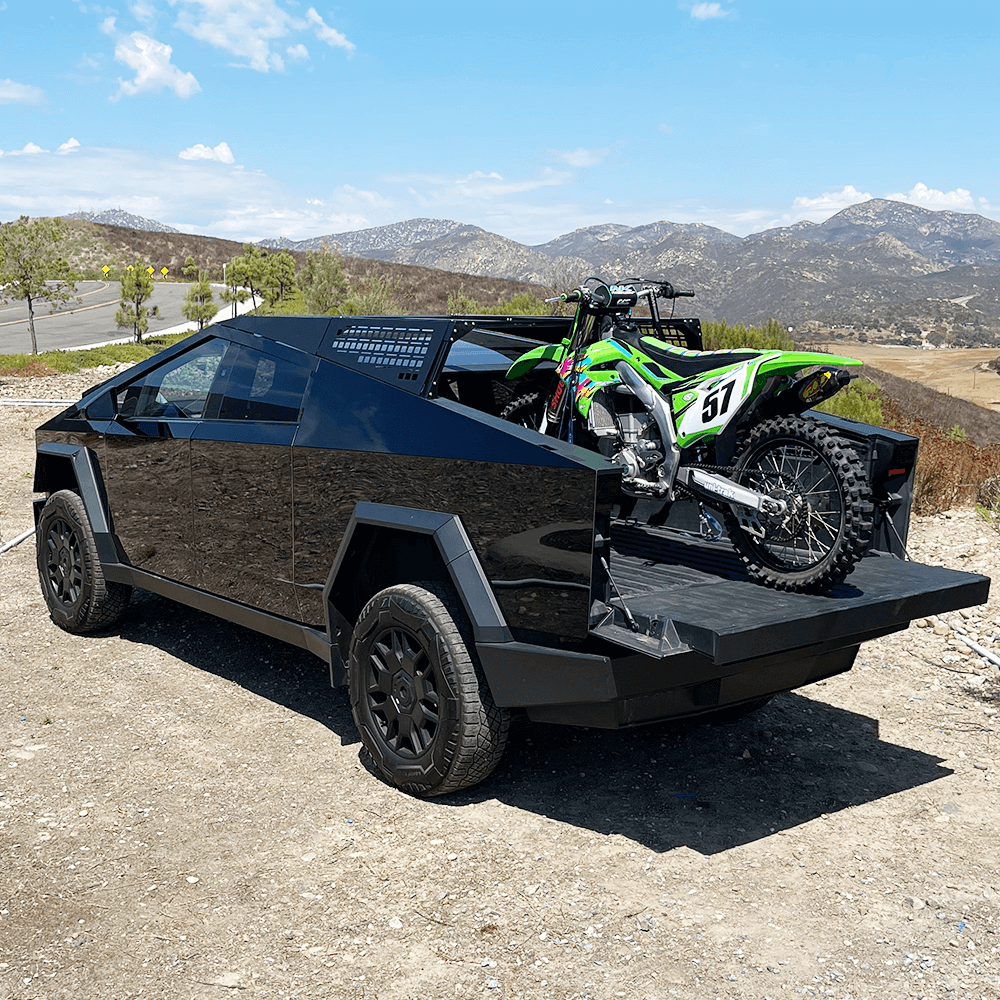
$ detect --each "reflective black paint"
[32,314,991,727]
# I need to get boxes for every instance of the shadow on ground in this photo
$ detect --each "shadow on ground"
[117,588,950,856]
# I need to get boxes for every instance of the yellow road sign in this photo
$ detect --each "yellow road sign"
[146,266,155,275]
[126,265,134,272]
[161,267,169,276]
[102,265,110,275]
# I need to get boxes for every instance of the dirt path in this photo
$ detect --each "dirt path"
[1,378,999,999]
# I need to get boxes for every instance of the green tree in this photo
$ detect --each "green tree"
[299,241,349,315]
[115,263,155,343]
[446,286,552,316]
[0,215,78,355]
[182,254,198,280]
[229,244,269,308]
[221,257,250,318]
[260,250,297,307]
[182,270,217,331]
[344,268,403,316]
[702,318,794,351]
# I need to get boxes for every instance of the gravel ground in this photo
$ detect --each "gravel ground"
[1,372,999,1000]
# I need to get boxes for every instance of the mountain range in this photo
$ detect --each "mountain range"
[64,209,181,233]
[62,200,1000,343]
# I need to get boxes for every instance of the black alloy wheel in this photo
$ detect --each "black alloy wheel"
[36,490,132,633]
[349,582,509,796]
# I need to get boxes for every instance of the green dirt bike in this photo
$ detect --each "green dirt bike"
[501,277,874,592]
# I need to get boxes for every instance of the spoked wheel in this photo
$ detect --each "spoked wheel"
[723,416,873,592]
[500,391,546,431]
[36,490,132,633]
[349,582,509,796]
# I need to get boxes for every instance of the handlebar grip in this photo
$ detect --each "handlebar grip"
[563,289,583,303]
[673,289,695,297]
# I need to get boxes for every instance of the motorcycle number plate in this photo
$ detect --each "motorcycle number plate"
[677,372,749,440]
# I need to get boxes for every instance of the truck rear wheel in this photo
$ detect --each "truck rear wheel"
[36,489,132,634]
[349,582,509,796]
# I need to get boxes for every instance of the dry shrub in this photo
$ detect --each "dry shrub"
[0,359,60,378]
[879,395,1000,514]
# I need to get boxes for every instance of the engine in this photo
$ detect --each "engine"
[590,387,666,495]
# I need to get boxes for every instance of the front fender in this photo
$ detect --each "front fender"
[506,342,566,380]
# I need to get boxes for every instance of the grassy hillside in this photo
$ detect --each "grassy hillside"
[56,220,553,314]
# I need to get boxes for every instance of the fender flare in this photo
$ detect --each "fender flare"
[34,442,121,567]
[323,502,512,685]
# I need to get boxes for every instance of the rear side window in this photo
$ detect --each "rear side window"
[116,339,226,419]
[214,345,311,422]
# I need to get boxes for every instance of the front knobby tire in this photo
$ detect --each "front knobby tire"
[500,391,546,432]
[348,582,510,797]
[36,490,132,633]
[722,416,873,592]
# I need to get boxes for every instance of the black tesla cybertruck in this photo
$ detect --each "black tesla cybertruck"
[34,313,988,795]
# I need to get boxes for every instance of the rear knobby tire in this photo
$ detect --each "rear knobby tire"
[723,416,873,592]
[349,581,509,797]
[36,489,132,633]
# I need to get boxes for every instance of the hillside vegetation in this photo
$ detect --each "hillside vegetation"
[49,220,552,315]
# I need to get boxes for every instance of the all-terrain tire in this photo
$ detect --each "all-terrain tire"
[722,416,873,592]
[36,490,132,633]
[348,581,510,797]
[500,391,545,431]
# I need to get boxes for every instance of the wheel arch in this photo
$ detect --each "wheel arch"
[324,503,511,685]
[33,443,120,567]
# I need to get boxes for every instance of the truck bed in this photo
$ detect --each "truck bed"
[601,520,987,664]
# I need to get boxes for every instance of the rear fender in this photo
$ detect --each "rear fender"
[754,352,862,381]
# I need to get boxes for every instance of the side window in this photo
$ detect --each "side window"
[215,346,311,422]
[116,339,227,419]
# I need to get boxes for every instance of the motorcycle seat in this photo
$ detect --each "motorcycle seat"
[634,337,761,379]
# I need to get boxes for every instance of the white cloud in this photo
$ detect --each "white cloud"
[0,78,45,105]
[657,124,674,136]
[178,141,235,163]
[885,182,975,211]
[2,142,48,156]
[127,0,158,27]
[305,7,354,52]
[555,147,610,168]
[169,0,352,72]
[790,185,873,219]
[171,0,293,72]
[57,138,82,154]
[112,32,201,99]
[690,3,728,19]
[0,143,393,242]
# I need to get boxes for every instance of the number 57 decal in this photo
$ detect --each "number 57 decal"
[701,380,736,424]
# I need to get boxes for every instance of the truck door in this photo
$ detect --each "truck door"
[103,337,228,584]
[190,340,313,620]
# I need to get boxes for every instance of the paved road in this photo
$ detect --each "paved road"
[0,281,233,354]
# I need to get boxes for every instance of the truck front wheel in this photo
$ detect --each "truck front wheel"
[349,582,509,796]
[36,489,132,634]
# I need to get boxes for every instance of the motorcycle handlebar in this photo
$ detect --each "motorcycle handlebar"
[546,281,694,306]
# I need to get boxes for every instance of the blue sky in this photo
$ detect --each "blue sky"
[1,0,998,244]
